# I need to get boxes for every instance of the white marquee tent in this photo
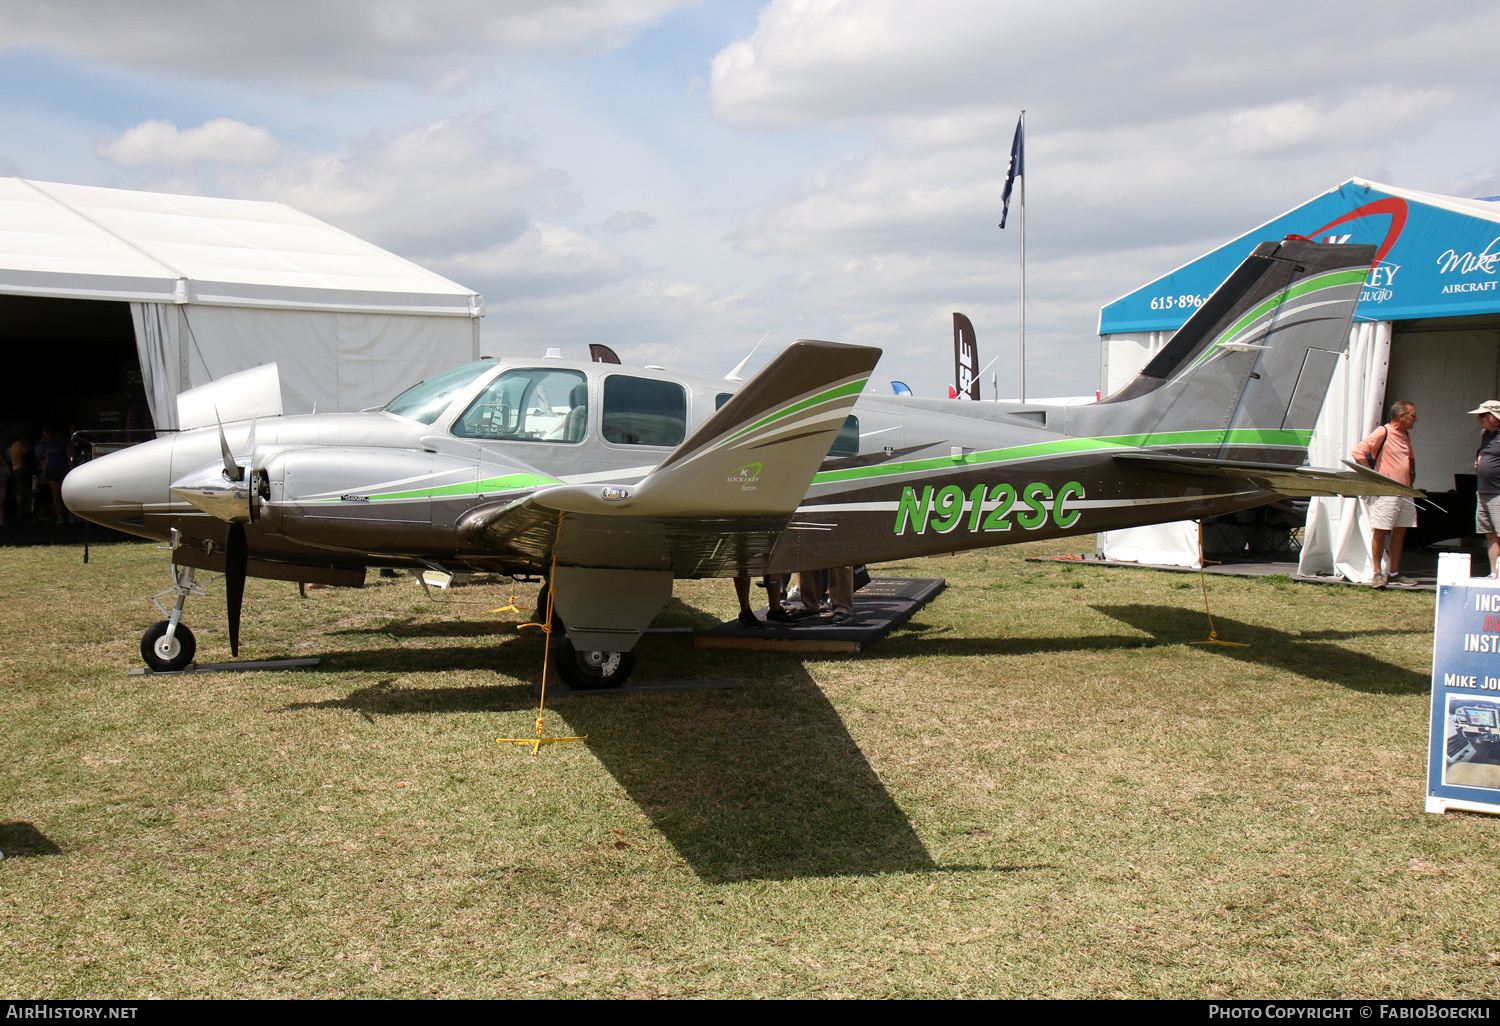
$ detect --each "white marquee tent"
[0,178,483,429]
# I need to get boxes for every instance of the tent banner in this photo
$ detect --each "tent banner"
[1101,181,1500,333]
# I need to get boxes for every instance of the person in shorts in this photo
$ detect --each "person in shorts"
[1472,400,1500,577]
[1351,401,1418,587]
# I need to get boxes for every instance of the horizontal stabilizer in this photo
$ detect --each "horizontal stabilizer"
[1113,452,1423,498]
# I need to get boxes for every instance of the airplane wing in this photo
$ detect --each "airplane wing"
[459,340,881,576]
[1112,452,1424,498]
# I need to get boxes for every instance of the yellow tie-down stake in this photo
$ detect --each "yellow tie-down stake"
[497,723,588,757]
[488,577,523,615]
[497,520,590,756]
[1189,557,1248,649]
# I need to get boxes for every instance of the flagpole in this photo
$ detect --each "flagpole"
[1018,109,1026,403]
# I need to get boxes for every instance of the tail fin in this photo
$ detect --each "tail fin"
[1091,239,1374,465]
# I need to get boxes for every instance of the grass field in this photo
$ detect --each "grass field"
[2,537,1492,998]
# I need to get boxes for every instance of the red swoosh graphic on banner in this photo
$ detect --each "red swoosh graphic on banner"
[1307,197,1408,264]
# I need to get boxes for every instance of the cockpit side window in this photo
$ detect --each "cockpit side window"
[383,360,495,425]
[452,368,589,442]
[828,415,859,458]
[603,375,687,446]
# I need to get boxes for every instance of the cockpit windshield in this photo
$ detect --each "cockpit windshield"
[382,361,496,425]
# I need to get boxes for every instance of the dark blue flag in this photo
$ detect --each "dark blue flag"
[999,115,1023,229]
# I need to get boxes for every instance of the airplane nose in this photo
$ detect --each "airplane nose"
[63,437,175,531]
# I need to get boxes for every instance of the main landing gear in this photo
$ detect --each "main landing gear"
[555,638,635,690]
[141,566,207,671]
[533,584,635,689]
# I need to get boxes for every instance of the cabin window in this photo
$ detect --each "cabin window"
[715,392,734,410]
[383,360,495,425]
[603,375,687,446]
[451,368,588,442]
[828,415,859,458]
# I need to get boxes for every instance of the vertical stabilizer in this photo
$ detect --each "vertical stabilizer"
[1086,239,1374,464]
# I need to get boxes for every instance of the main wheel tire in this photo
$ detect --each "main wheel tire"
[141,621,196,672]
[554,638,635,690]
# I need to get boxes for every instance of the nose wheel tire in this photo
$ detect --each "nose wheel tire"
[141,621,196,672]
[555,637,634,690]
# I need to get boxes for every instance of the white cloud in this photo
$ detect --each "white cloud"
[99,113,571,258]
[730,89,1443,262]
[600,209,659,233]
[438,223,640,301]
[711,0,1500,132]
[698,0,1500,397]
[0,0,695,89]
[95,119,280,168]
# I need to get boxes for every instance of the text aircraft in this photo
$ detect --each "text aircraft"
[65,239,1417,686]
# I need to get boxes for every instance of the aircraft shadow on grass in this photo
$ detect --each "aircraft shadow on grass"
[556,662,938,884]
[1089,604,1430,695]
[0,822,63,858]
[277,677,539,719]
[843,609,1428,695]
[277,641,938,883]
[324,617,511,639]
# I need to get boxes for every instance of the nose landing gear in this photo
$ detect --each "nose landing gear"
[141,566,207,672]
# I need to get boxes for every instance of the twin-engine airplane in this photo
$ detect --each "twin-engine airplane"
[65,239,1418,686]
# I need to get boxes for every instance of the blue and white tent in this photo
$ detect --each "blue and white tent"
[1097,179,1500,581]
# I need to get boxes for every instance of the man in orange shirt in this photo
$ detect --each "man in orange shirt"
[1350,401,1418,588]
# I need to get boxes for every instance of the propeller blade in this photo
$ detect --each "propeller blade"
[245,406,260,521]
[215,407,243,482]
[245,406,258,465]
[225,522,247,657]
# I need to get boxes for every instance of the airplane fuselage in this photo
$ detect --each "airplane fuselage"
[65,355,1282,584]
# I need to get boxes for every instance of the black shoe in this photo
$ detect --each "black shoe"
[736,610,764,629]
[766,607,796,624]
[827,611,852,625]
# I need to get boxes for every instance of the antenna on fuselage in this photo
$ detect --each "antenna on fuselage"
[725,330,772,382]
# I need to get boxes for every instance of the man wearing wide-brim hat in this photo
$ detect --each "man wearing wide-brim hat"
[1472,399,1500,577]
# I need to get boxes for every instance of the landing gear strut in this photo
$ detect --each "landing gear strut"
[141,566,205,671]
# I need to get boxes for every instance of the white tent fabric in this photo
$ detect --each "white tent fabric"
[1096,521,1201,568]
[175,304,479,416]
[1,178,483,421]
[129,303,183,431]
[1298,321,1393,582]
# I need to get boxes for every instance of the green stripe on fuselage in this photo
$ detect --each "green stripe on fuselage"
[810,428,1313,486]
[310,472,561,503]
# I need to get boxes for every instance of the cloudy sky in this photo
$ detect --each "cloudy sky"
[2,0,1498,399]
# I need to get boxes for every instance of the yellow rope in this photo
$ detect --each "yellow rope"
[1190,522,1248,648]
[498,513,587,755]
